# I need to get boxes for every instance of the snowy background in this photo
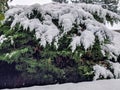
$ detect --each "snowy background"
[8,0,52,5]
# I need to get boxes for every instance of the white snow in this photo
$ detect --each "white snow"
[93,64,113,80]
[109,61,120,79]
[70,35,81,52]
[106,22,120,30]
[4,79,120,90]
[8,0,52,6]
[0,35,7,44]
[80,30,95,50]
[102,31,120,61]
[70,30,95,52]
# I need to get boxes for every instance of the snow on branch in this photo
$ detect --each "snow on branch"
[109,61,120,79]
[4,3,120,59]
[0,35,7,45]
[93,64,113,80]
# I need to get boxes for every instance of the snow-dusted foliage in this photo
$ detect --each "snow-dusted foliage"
[93,61,120,80]
[1,2,120,85]
[102,31,120,61]
[1,3,120,60]
[93,64,113,80]
[4,3,120,60]
[109,61,120,79]
[70,30,95,52]
[0,35,7,44]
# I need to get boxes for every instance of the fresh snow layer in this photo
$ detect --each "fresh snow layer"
[8,0,52,5]
[106,22,120,30]
[109,61,120,79]
[93,62,120,80]
[4,3,120,60]
[0,35,7,44]
[4,79,120,90]
[102,31,120,61]
[93,64,114,80]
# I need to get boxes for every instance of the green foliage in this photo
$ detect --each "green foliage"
[91,37,104,60]
[0,24,38,67]
[0,13,5,21]
[81,36,105,61]
[78,64,93,76]
[0,19,106,83]
[19,58,66,84]
[0,0,10,13]
[0,21,95,83]
[93,13,104,23]
[0,13,5,26]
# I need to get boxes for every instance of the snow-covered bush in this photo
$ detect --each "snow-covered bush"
[4,3,120,60]
[1,3,120,87]
[93,61,120,80]
[93,64,113,80]
[109,61,120,79]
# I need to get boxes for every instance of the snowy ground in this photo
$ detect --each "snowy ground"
[3,79,120,90]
